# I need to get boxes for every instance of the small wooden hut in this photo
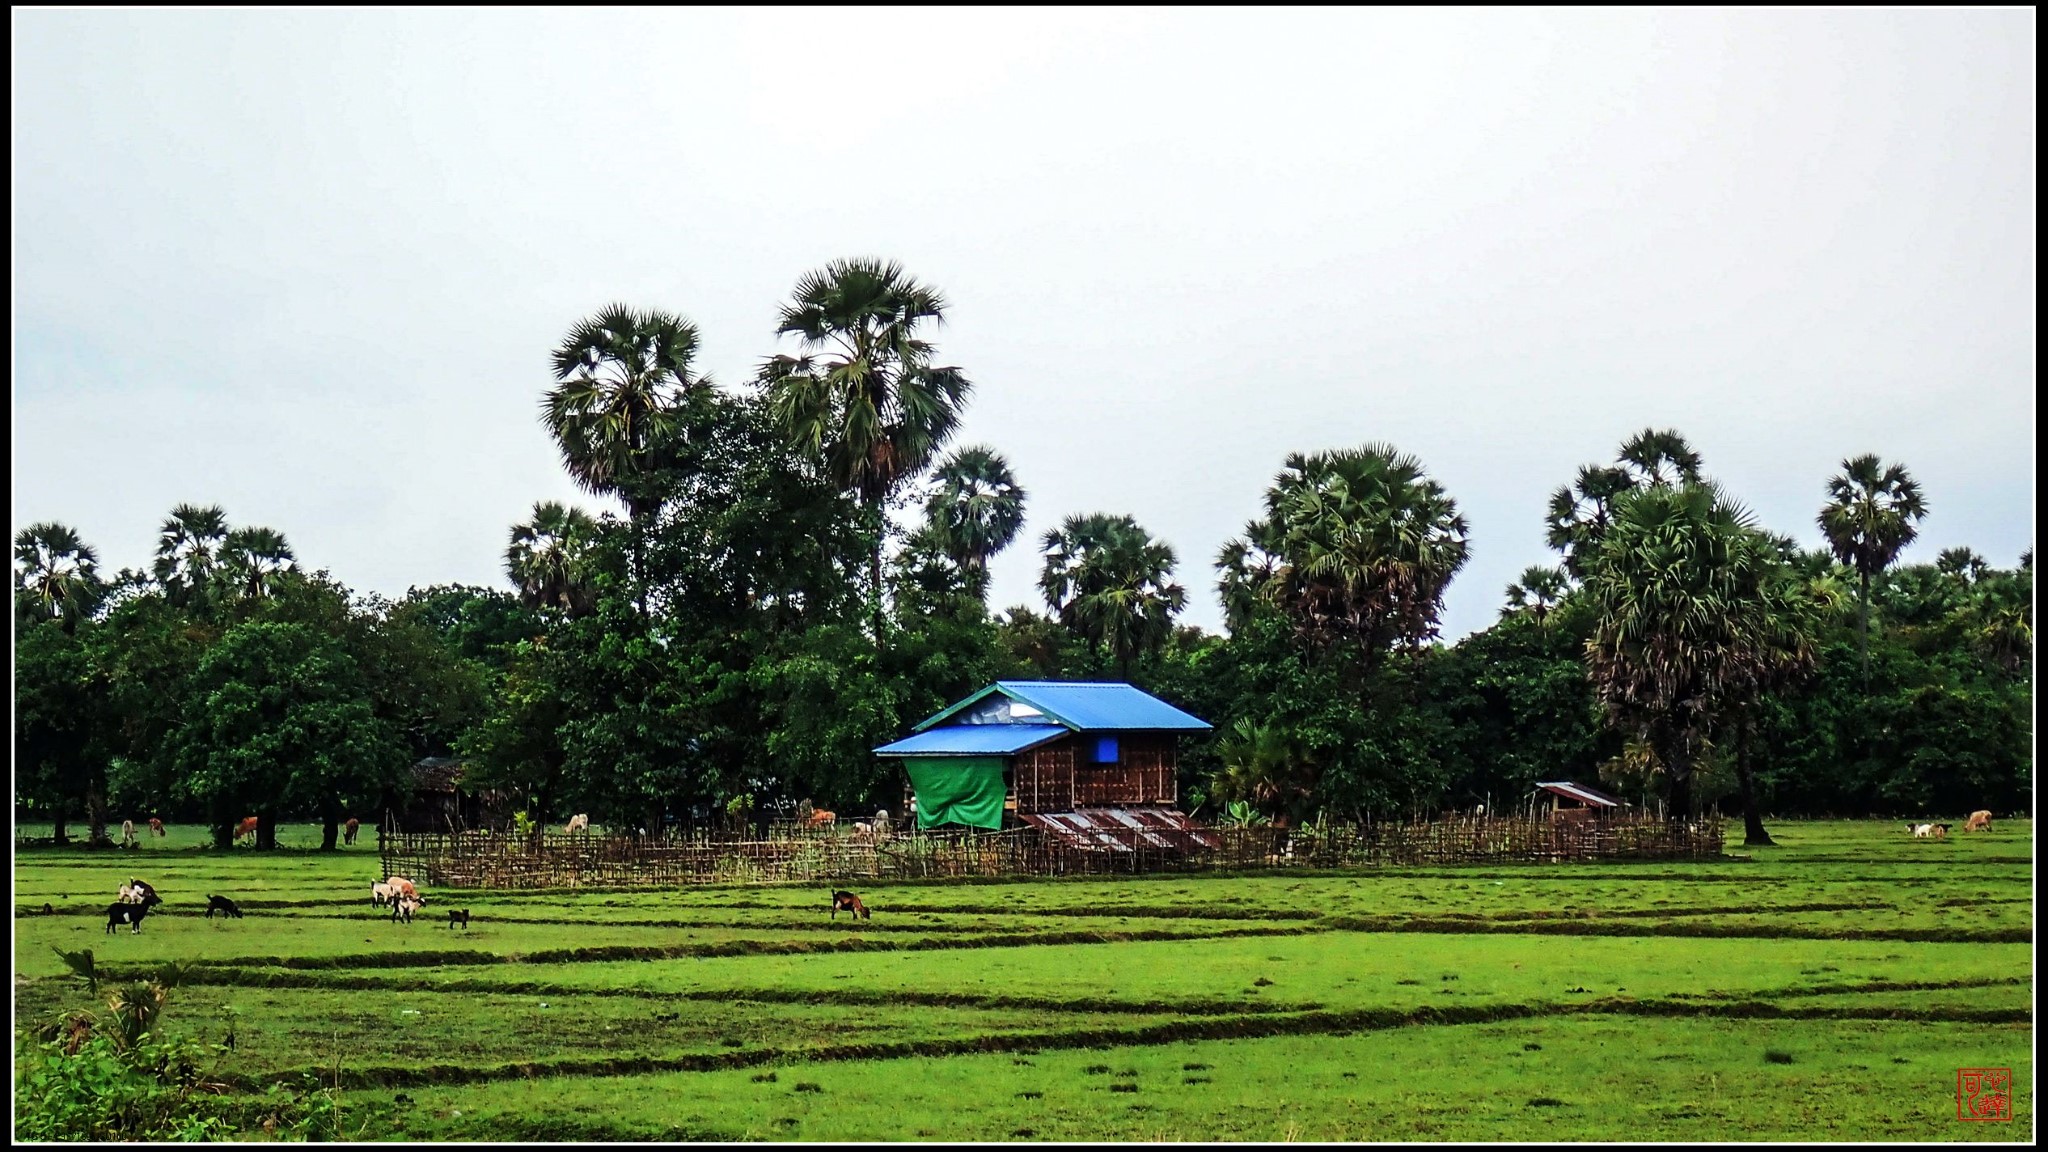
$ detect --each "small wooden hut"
[874,680,1218,852]
[1531,780,1625,822]
[383,757,513,834]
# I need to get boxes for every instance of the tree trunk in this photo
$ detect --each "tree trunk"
[256,813,278,851]
[320,801,340,852]
[1734,711,1774,846]
[868,503,887,651]
[51,802,69,847]
[212,818,234,850]
[1662,729,1694,821]
[1858,569,1871,687]
[85,780,109,848]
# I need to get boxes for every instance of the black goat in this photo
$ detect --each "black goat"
[106,893,162,934]
[205,895,244,919]
[446,909,470,930]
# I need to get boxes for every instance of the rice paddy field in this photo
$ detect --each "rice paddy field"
[11,820,2034,1141]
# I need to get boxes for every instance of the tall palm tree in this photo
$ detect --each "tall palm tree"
[1039,513,1185,676]
[921,445,1026,597]
[505,502,600,617]
[1584,482,1813,821]
[1544,465,1635,580]
[1215,535,1279,634]
[758,259,973,644]
[543,304,709,612]
[218,527,296,601]
[1817,454,1927,681]
[1501,564,1570,629]
[152,503,229,611]
[1617,427,1705,489]
[13,522,103,632]
[1223,445,1469,665]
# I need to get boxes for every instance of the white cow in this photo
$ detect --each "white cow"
[565,814,590,834]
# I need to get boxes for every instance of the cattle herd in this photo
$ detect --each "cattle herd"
[1907,810,1995,839]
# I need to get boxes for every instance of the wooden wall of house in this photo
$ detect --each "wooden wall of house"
[1011,733,1177,814]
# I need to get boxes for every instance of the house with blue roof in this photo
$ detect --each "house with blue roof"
[873,681,1215,847]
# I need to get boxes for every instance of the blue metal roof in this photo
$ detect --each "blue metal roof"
[912,681,1211,734]
[873,724,1069,757]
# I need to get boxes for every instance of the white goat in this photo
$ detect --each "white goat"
[120,819,138,847]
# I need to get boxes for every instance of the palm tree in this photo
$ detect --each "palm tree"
[505,502,600,617]
[1039,513,1185,676]
[14,522,103,632]
[1584,482,1814,821]
[1208,718,1318,826]
[1817,454,1928,681]
[153,503,229,610]
[543,304,709,612]
[921,445,1026,597]
[1544,465,1635,580]
[1936,546,1988,584]
[1617,427,1705,488]
[1215,535,1278,634]
[1223,445,1469,665]
[758,259,973,644]
[218,527,295,601]
[1501,564,1570,629]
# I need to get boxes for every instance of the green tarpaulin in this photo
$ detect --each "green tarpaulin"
[904,757,1007,830]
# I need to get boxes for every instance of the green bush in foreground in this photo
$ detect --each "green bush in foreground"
[15,978,339,1142]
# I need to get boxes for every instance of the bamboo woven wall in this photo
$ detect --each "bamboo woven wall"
[378,812,1723,889]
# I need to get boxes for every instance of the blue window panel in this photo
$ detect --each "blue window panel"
[1094,735,1119,764]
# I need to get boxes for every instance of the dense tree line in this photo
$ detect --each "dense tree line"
[15,262,2034,846]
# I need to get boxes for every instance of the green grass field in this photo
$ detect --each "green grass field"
[12,820,2032,1141]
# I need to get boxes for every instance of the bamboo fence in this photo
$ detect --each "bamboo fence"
[378,812,1723,889]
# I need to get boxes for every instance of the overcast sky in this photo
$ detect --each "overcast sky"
[12,8,2036,639]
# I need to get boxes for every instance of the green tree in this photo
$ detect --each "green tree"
[1544,465,1635,580]
[151,504,229,614]
[1501,564,1570,629]
[217,527,295,602]
[1038,513,1186,677]
[15,623,112,845]
[1208,718,1318,826]
[758,258,973,645]
[1817,454,1928,681]
[920,445,1027,599]
[505,501,600,617]
[542,304,709,614]
[172,620,400,849]
[1223,445,1470,668]
[15,521,104,633]
[1583,482,1809,820]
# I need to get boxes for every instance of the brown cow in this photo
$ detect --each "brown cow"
[233,816,259,843]
[806,809,837,829]
[147,818,165,838]
[343,818,360,846]
[1964,810,1993,833]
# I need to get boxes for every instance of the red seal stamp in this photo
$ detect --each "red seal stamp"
[1956,1068,2013,1122]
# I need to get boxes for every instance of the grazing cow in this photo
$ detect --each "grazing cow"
[148,817,165,838]
[386,876,419,901]
[391,895,422,925]
[234,816,260,843]
[343,818,360,846]
[106,891,162,934]
[1965,810,1993,833]
[565,813,590,834]
[806,809,837,829]
[445,909,470,930]
[205,895,245,919]
[120,820,138,848]
[829,890,871,921]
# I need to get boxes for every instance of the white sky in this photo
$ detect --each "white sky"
[11,8,2036,639]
